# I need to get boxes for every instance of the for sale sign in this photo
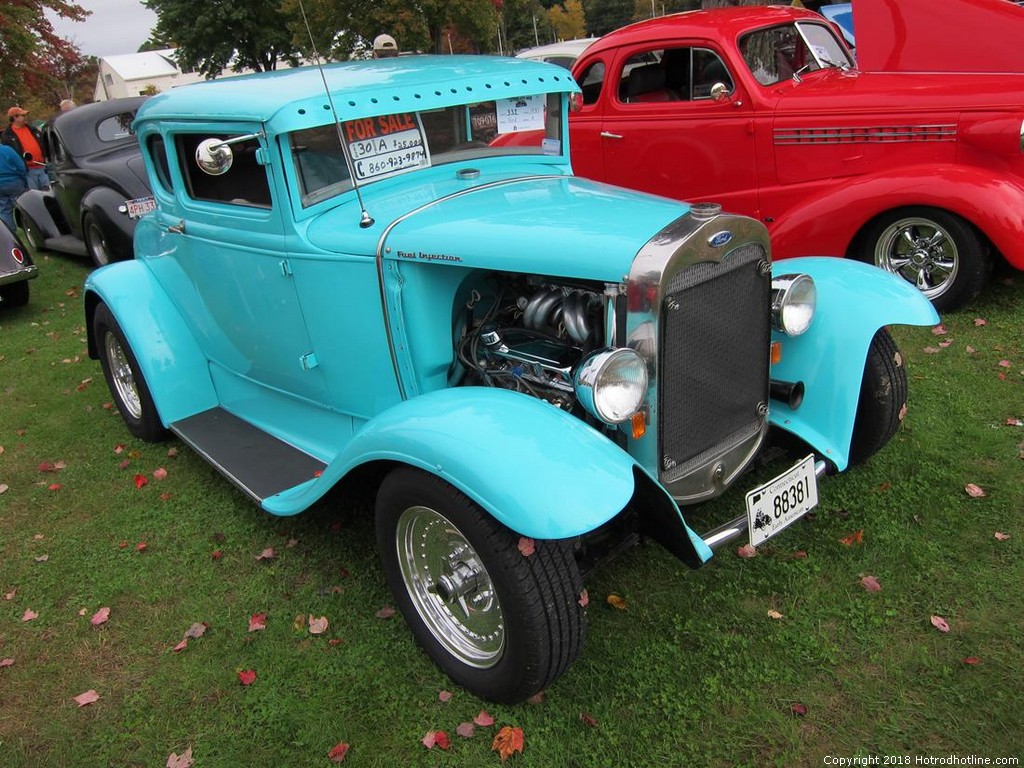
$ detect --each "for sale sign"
[343,113,430,182]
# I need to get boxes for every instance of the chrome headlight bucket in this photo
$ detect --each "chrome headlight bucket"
[771,273,816,336]
[574,348,649,424]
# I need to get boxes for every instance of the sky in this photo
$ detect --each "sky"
[47,0,159,58]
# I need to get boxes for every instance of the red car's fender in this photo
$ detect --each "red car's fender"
[767,164,1024,270]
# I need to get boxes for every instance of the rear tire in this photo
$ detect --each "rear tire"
[848,328,907,466]
[0,280,29,308]
[93,302,166,442]
[84,212,113,268]
[375,466,585,703]
[857,207,989,312]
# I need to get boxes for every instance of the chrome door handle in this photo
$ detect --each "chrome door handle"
[600,131,623,139]
[167,220,186,234]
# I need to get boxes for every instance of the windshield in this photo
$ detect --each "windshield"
[289,92,563,207]
[739,21,853,86]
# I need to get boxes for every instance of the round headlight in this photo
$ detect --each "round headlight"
[771,274,816,336]
[574,348,649,424]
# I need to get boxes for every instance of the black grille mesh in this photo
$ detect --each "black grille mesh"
[659,244,771,474]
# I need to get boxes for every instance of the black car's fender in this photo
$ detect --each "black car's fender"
[81,186,138,261]
[14,190,65,249]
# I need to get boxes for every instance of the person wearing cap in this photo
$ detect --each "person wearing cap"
[373,34,399,58]
[0,142,28,234]
[59,99,77,112]
[2,107,50,191]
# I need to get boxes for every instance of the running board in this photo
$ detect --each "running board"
[170,407,326,504]
[43,235,87,257]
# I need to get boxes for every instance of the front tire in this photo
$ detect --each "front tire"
[857,207,989,312]
[848,328,907,466]
[375,467,585,703]
[93,302,166,442]
[0,280,29,308]
[83,212,113,268]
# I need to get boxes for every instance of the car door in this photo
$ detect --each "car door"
[583,43,760,217]
[148,123,331,406]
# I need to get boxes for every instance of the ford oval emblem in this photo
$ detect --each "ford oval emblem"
[708,231,733,248]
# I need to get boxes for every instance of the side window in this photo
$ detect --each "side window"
[741,24,803,86]
[691,49,733,99]
[576,61,605,105]
[175,133,271,208]
[147,134,174,194]
[96,112,136,142]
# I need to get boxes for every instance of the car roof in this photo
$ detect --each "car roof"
[584,5,826,55]
[515,38,599,60]
[51,96,149,157]
[135,55,579,136]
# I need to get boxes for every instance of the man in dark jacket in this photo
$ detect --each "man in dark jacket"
[2,107,49,191]
[0,143,27,233]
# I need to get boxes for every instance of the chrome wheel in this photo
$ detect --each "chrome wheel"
[873,216,959,300]
[395,505,505,668]
[85,217,111,267]
[103,330,143,419]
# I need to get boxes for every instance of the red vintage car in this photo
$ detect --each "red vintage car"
[563,5,1024,310]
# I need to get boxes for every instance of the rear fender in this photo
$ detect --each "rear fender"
[769,257,939,470]
[81,187,137,260]
[84,261,216,425]
[263,387,713,565]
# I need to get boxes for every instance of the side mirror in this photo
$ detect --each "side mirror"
[195,138,234,176]
[710,82,730,102]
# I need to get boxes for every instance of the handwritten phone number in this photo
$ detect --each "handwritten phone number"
[356,150,426,177]
[350,136,423,158]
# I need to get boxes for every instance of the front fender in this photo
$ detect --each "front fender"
[769,257,939,471]
[85,261,217,425]
[263,387,712,564]
[14,189,64,239]
[82,187,138,261]
[768,165,1024,269]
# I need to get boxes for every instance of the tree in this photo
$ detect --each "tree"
[142,0,301,77]
[0,0,89,107]
[547,0,586,41]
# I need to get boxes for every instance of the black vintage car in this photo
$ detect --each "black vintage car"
[0,220,37,308]
[15,97,151,267]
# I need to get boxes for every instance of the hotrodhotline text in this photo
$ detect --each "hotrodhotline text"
[823,757,1020,766]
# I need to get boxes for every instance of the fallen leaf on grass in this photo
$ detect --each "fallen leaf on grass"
[211,550,222,560]
[0,658,14,668]
[0,484,7,495]
[185,622,208,639]
[166,747,194,768]
[930,615,951,633]
[974,318,987,326]
[167,447,179,458]
[962,656,981,665]
[456,722,476,738]
[22,609,38,622]
[931,324,947,336]
[327,742,350,763]
[238,669,256,686]
[153,467,168,481]
[134,473,148,489]
[492,726,525,761]
[255,547,275,561]
[38,461,65,473]
[517,537,535,557]
[791,703,808,717]
[1006,417,1024,427]
[767,609,784,620]
[998,360,1011,368]
[994,532,1011,541]
[375,606,395,619]
[526,691,545,705]
[91,607,110,626]
[737,543,757,559]
[922,346,942,354]
[136,542,148,553]
[47,484,61,491]
[580,713,598,727]
[859,575,882,592]
[4,589,15,600]
[308,615,329,634]
[248,613,267,632]
[34,554,49,562]
[172,639,188,653]
[73,690,99,707]
[438,690,453,703]
[606,594,627,610]
[839,530,864,546]
[964,483,987,498]
[474,710,495,727]
[578,588,589,608]
[421,730,450,750]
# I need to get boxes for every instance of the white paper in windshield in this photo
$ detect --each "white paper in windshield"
[496,95,545,133]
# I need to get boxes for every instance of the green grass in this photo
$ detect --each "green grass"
[1,253,1022,767]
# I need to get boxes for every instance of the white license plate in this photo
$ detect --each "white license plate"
[125,196,156,219]
[745,454,818,548]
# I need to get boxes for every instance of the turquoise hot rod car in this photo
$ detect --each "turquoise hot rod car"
[83,56,937,703]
